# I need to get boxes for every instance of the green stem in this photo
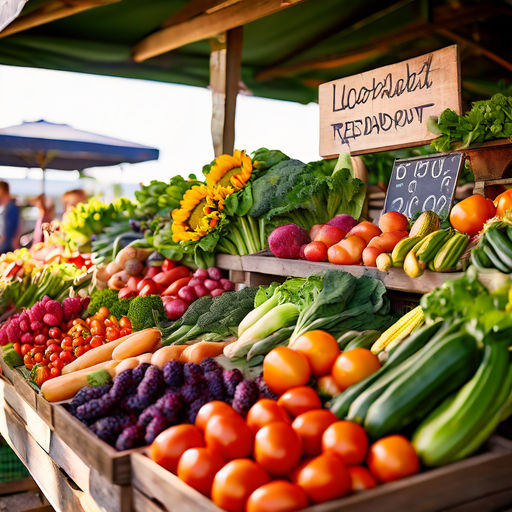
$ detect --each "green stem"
[217,238,238,255]
[225,224,249,255]
[258,217,267,250]
[239,216,260,253]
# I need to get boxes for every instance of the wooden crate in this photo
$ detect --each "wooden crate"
[52,404,135,485]
[0,401,131,512]
[131,437,512,512]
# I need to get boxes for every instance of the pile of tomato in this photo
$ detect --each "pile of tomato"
[18,306,131,386]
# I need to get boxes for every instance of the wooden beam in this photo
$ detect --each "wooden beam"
[210,27,243,156]
[433,27,512,73]
[162,1,239,28]
[0,0,119,38]
[133,0,305,62]
[256,1,509,81]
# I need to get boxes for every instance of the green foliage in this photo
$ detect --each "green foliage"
[429,94,512,152]
[109,298,132,320]
[127,295,166,331]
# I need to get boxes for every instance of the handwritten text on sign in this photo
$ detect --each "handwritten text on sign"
[319,45,461,157]
[383,153,464,218]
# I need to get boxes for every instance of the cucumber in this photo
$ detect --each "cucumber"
[470,246,492,270]
[330,321,443,419]
[507,225,512,243]
[246,326,294,360]
[364,331,481,439]
[482,240,512,273]
[336,331,361,350]
[345,330,381,351]
[416,230,452,263]
[485,227,512,270]
[413,337,511,466]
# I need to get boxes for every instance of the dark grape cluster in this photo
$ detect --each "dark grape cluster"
[76,395,115,423]
[255,374,278,400]
[70,384,111,409]
[144,415,169,444]
[163,360,184,389]
[126,366,164,411]
[91,416,124,445]
[232,379,259,416]
[183,362,203,382]
[115,424,145,451]
[108,370,133,402]
[222,369,244,398]
[187,396,209,424]
[155,392,183,424]
[200,357,221,375]
[132,363,151,384]
[204,371,225,401]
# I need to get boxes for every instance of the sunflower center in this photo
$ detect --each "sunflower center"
[218,167,242,187]
[188,199,207,230]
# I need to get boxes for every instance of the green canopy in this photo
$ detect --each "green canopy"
[0,0,509,104]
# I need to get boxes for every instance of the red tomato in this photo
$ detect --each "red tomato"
[13,342,21,356]
[90,336,103,348]
[367,435,420,483]
[119,317,131,329]
[254,422,302,477]
[48,327,62,339]
[313,225,346,247]
[59,350,75,364]
[150,425,204,474]
[144,266,161,279]
[33,366,51,386]
[449,194,496,235]
[362,246,382,267]
[327,235,366,265]
[21,343,32,356]
[50,367,61,378]
[378,211,409,232]
[303,241,328,262]
[52,358,64,371]
[33,352,43,364]
[316,375,342,397]
[277,387,322,418]
[195,401,241,432]
[494,189,512,217]
[349,466,378,491]
[291,409,337,456]
[246,399,290,434]
[322,421,368,466]
[293,453,351,503]
[289,330,339,376]
[177,447,225,496]
[263,347,311,396]
[332,348,380,390]
[246,480,308,512]
[205,413,254,460]
[211,459,269,512]
[347,222,382,244]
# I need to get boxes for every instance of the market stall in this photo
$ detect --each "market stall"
[0,1,511,512]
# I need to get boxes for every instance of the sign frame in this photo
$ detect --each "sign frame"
[383,151,465,218]
[319,45,462,158]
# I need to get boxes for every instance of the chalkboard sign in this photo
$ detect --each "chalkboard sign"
[383,152,464,218]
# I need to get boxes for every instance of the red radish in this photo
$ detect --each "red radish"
[220,278,235,291]
[162,259,177,272]
[211,288,224,297]
[194,284,209,298]
[139,280,161,297]
[327,214,358,233]
[178,286,197,303]
[204,279,218,291]
[119,286,137,299]
[127,276,142,291]
[269,224,310,259]
[194,268,209,280]
[137,278,154,292]
[314,225,345,247]
[299,244,308,259]
[188,278,202,287]
[165,299,188,320]
[309,224,323,240]
[144,266,161,279]
[304,241,328,261]
[207,267,223,281]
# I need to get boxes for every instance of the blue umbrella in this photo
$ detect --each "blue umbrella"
[0,120,159,191]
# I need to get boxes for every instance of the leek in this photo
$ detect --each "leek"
[225,303,299,359]
[237,293,279,337]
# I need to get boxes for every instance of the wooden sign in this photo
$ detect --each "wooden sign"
[319,45,461,157]
[383,152,464,218]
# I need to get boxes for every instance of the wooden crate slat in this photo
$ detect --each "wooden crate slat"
[131,440,512,512]
[0,358,16,383]
[52,405,133,485]
[132,489,165,512]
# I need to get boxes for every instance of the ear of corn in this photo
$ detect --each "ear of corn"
[371,306,424,354]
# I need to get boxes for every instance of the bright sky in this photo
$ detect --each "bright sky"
[0,65,319,198]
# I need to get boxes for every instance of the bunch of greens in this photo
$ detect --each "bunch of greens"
[134,175,201,219]
[420,267,511,334]
[428,94,512,152]
[62,197,136,249]
[159,287,258,345]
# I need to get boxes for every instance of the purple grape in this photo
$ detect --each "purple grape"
[92,416,124,445]
[132,363,151,384]
[222,369,243,398]
[255,374,277,400]
[155,392,183,424]
[200,357,220,374]
[180,379,206,403]
[75,395,115,423]
[115,424,145,451]
[138,405,161,427]
[132,366,164,409]
[108,370,134,402]
[183,362,203,382]
[144,415,169,444]
[163,360,184,389]
[70,384,111,409]
[186,396,209,424]
[232,380,259,417]
[204,371,225,401]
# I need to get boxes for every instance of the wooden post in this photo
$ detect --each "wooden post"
[210,26,243,156]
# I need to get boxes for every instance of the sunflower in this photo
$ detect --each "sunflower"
[206,149,253,190]
[172,185,232,242]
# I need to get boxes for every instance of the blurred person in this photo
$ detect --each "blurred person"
[61,189,87,216]
[0,181,20,254]
[32,194,55,245]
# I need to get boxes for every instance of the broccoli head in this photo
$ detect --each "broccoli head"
[109,298,132,320]
[86,289,119,316]
[127,295,166,331]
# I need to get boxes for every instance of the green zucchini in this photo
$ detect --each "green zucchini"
[482,240,512,273]
[345,330,381,351]
[413,338,511,466]
[470,246,492,270]
[246,326,294,361]
[329,321,444,419]
[364,331,481,439]
[485,227,512,270]
[336,331,361,350]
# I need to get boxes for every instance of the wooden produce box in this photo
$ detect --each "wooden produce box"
[131,436,512,512]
